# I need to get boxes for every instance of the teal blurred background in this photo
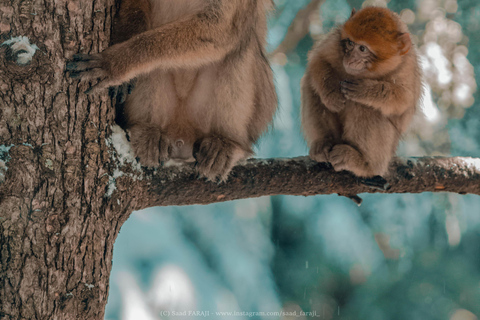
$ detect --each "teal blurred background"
[105,0,480,319]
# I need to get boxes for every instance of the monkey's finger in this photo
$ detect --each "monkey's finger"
[158,136,172,162]
[340,81,357,91]
[196,139,214,163]
[310,151,328,163]
[84,78,114,95]
[209,149,229,180]
[72,53,101,61]
[109,86,119,100]
[71,68,108,82]
[117,83,128,104]
[127,78,137,94]
[66,59,103,72]
[199,145,221,175]
[218,154,234,183]
[328,150,346,170]
[331,161,348,172]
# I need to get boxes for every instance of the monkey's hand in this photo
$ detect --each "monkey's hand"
[309,139,335,163]
[342,79,412,116]
[340,79,378,105]
[194,136,248,182]
[66,46,129,95]
[129,126,173,168]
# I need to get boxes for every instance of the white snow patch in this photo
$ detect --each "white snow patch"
[106,175,117,198]
[84,283,95,290]
[104,126,144,198]
[2,36,39,65]
[107,125,141,171]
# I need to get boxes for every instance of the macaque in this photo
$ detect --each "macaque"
[301,7,422,177]
[67,0,277,181]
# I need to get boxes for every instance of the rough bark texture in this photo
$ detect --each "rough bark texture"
[1,1,480,320]
[0,1,119,319]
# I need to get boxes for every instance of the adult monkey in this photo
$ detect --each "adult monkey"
[68,0,277,181]
[302,7,422,177]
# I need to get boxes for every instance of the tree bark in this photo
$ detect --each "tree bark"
[1,1,480,320]
[0,1,119,319]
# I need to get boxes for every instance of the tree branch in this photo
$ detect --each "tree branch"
[114,156,480,210]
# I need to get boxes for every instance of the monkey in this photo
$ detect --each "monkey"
[67,0,277,181]
[301,7,422,178]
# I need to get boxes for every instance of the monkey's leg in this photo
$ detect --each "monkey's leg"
[246,49,277,144]
[191,49,261,181]
[124,71,178,166]
[195,49,277,182]
[329,106,397,177]
[301,75,342,163]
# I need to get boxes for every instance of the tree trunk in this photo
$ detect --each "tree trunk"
[0,1,120,319]
[1,1,480,319]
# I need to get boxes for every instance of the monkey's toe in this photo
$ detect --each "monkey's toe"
[194,137,247,182]
[328,144,360,172]
[329,144,373,177]
[310,139,334,163]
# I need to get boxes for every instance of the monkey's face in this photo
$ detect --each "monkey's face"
[341,38,375,76]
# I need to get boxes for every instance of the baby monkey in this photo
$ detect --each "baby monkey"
[68,0,277,181]
[301,7,422,177]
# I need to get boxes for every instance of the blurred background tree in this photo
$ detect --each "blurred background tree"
[105,1,480,319]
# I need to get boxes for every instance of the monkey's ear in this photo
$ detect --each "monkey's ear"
[350,8,357,18]
[397,33,412,55]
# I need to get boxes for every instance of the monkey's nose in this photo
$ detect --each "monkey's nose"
[175,139,184,148]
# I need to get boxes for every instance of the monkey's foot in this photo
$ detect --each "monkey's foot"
[194,136,247,182]
[309,139,335,163]
[328,144,371,177]
[129,126,172,167]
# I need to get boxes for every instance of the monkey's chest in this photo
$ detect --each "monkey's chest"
[171,70,199,100]
[125,67,218,160]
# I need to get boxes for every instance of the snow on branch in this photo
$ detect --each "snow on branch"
[114,156,480,210]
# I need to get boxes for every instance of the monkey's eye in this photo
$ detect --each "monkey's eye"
[347,40,354,47]
[359,45,367,52]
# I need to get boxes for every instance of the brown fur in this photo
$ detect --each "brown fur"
[301,7,422,177]
[68,0,277,181]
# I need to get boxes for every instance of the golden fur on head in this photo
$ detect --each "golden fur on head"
[342,7,411,60]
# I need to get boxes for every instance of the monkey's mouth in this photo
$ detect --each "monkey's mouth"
[343,61,367,75]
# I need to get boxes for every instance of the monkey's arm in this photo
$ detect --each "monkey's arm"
[308,59,347,113]
[67,3,242,92]
[340,79,414,116]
